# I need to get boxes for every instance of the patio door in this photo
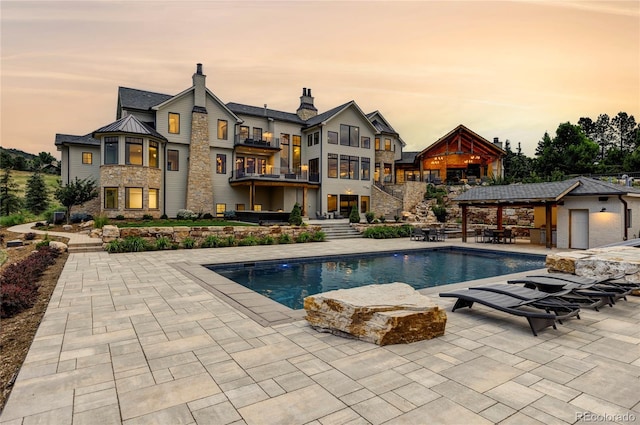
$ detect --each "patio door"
[340,195,357,218]
[570,209,589,249]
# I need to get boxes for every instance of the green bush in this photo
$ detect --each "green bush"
[296,232,312,243]
[378,214,386,223]
[0,212,28,227]
[311,230,326,242]
[182,237,196,249]
[94,215,109,228]
[238,235,259,246]
[349,206,360,223]
[363,225,413,239]
[278,233,293,244]
[116,215,125,220]
[160,214,168,220]
[105,239,123,253]
[143,214,153,221]
[259,235,276,245]
[288,203,303,226]
[120,236,150,252]
[155,236,172,250]
[201,235,222,248]
[432,205,447,223]
[365,211,375,224]
[35,234,51,248]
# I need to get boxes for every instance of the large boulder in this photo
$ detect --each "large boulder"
[304,282,447,346]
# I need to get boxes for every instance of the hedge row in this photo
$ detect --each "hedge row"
[362,224,413,239]
[0,246,61,318]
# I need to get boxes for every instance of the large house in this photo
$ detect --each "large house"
[55,63,505,220]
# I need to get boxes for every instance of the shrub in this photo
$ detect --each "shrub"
[296,232,312,243]
[105,239,123,253]
[34,222,46,228]
[311,230,326,242]
[120,236,150,252]
[142,214,153,221]
[365,211,375,224]
[1,283,38,318]
[223,211,237,220]
[202,213,214,220]
[0,212,28,227]
[70,212,92,223]
[378,214,386,223]
[288,203,303,226]
[238,235,259,246]
[394,215,401,223]
[24,232,36,241]
[155,236,172,250]
[259,235,276,245]
[278,233,293,244]
[182,237,196,249]
[115,215,125,220]
[363,224,413,239]
[349,206,360,224]
[35,234,51,248]
[225,236,237,247]
[201,235,222,248]
[432,205,447,223]
[160,213,168,220]
[176,209,196,220]
[94,215,109,228]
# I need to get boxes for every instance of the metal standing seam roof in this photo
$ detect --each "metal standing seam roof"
[118,87,172,110]
[93,115,167,141]
[455,177,640,205]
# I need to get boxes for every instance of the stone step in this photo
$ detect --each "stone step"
[68,242,103,253]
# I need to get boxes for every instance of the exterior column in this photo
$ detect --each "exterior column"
[545,203,553,249]
[461,205,468,243]
[302,187,308,217]
[185,108,214,213]
[496,206,503,230]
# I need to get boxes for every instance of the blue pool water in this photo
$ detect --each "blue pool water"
[208,248,545,310]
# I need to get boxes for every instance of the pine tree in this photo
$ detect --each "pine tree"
[0,167,22,216]
[288,203,302,226]
[25,171,49,214]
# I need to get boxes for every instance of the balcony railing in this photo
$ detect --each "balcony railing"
[230,166,319,183]
[234,135,280,149]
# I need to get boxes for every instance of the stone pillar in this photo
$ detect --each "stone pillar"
[185,108,214,213]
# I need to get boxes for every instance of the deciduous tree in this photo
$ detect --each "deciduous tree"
[54,177,98,224]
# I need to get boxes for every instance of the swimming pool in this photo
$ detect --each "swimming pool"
[207,247,545,309]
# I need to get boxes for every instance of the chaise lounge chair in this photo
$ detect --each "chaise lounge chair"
[508,277,628,307]
[439,288,580,336]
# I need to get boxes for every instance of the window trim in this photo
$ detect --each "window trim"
[104,187,118,209]
[168,112,180,134]
[104,137,119,165]
[82,152,93,165]
[217,119,228,140]
[148,188,159,210]
[125,137,143,166]
[125,187,143,209]
[167,149,179,171]
[216,153,227,174]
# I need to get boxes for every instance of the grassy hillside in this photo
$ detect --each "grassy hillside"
[8,170,60,204]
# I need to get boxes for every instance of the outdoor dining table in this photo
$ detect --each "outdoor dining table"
[489,229,505,243]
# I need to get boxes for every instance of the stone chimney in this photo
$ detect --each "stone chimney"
[192,63,206,108]
[296,87,318,120]
[186,63,213,213]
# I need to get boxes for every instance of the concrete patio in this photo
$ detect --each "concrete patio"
[1,233,639,424]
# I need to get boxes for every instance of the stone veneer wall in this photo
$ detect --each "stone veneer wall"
[100,165,162,219]
[374,150,396,184]
[370,185,403,219]
[186,110,214,214]
[101,224,323,245]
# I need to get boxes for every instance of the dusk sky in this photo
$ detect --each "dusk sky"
[2,1,638,159]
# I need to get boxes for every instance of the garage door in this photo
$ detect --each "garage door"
[570,209,589,249]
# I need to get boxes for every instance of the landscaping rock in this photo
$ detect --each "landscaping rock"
[63,225,73,231]
[49,241,68,252]
[304,282,447,345]
[6,240,23,248]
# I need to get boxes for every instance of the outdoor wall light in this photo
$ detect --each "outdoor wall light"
[600,207,607,212]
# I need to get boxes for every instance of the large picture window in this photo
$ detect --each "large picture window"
[125,187,143,209]
[149,189,159,209]
[340,125,359,147]
[169,113,180,134]
[217,120,228,140]
[104,137,118,165]
[340,155,359,179]
[167,149,179,171]
[104,187,118,209]
[280,133,289,172]
[292,135,301,172]
[148,141,158,168]
[328,153,338,178]
[125,137,143,166]
[328,131,338,145]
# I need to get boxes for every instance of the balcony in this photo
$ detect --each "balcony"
[229,166,320,184]
[234,135,281,154]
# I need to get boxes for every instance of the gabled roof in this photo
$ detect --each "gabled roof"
[226,103,304,124]
[305,101,379,134]
[54,133,100,147]
[455,180,580,204]
[93,114,167,141]
[118,87,172,111]
[418,124,505,158]
[366,110,406,147]
[455,176,640,206]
